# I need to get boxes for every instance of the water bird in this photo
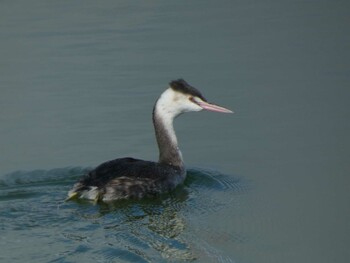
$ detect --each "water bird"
[67,79,232,202]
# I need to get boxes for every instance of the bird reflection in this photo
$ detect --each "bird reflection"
[92,186,195,261]
[65,169,243,262]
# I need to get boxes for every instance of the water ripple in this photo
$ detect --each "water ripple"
[184,167,249,216]
[0,166,245,262]
[0,167,90,187]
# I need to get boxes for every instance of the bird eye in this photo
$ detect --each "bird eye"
[189,97,201,106]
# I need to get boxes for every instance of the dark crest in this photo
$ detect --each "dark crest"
[169,79,207,102]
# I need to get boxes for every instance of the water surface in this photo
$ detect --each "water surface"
[1,1,349,262]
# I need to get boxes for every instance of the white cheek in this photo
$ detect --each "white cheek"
[181,101,202,112]
[156,88,203,119]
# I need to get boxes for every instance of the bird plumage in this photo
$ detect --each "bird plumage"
[68,157,185,201]
[67,79,232,202]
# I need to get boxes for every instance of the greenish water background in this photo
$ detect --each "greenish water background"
[0,1,349,262]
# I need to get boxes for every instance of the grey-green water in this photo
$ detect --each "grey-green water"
[1,1,349,262]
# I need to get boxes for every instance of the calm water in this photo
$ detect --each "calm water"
[1,1,349,262]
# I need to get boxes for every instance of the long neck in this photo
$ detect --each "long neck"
[152,102,184,168]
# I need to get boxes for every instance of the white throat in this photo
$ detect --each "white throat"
[152,88,186,167]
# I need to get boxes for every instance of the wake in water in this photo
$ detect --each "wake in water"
[0,167,89,202]
[0,167,247,262]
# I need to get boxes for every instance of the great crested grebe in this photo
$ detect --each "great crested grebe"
[67,79,232,202]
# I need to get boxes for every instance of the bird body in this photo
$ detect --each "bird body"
[68,157,185,201]
[67,79,232,202]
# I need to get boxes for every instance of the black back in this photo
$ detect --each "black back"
[77,157,185,191]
